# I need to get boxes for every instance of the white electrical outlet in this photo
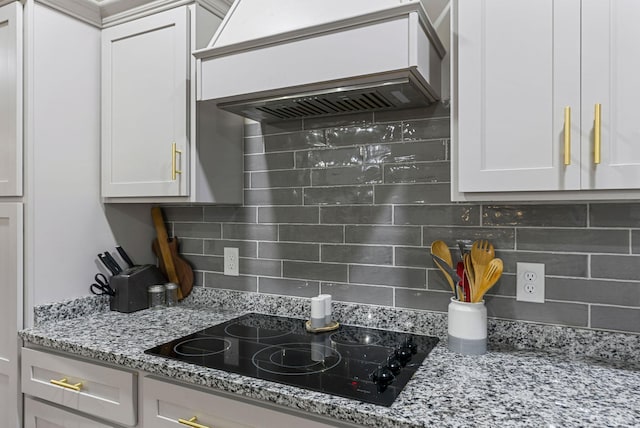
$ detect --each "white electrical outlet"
[516,262,545,303]
[224,247,239,276]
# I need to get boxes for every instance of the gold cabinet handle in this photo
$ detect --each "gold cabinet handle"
[594,103,601,164]
[50,378,83,391]
[564,106,571,165]
[172,142,182,180]
[178,416,210,428]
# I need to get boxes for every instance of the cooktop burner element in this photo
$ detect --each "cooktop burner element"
[145,313,439,407]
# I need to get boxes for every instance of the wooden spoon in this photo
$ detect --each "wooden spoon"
[431,240,453,268]
[471,240,494,288]
[473,258,503,302]
[430,240,455,293]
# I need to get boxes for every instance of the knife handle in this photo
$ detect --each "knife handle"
[116,245,135,268]
[98,254,118,276]
[103,252,122,274]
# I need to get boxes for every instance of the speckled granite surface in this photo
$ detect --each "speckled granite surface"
[23,287,640,427]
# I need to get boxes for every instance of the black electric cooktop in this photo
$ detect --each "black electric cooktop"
[145,313,439,407]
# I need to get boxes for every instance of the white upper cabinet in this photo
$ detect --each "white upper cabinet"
[454,0,640,200]
[101,4,243,203]
[0,2,22,197]
[581,0,640,190]
[102,7,189,198]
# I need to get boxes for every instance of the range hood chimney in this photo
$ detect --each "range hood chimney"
[194,0,446,122]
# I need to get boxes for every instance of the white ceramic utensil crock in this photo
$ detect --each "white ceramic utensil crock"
[447,297,487,355]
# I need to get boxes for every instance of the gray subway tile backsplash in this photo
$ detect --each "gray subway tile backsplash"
[160,105,640,335]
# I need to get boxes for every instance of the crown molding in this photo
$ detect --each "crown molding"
[33,0,232,28]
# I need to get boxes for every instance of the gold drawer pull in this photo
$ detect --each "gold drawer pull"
[594,103,601,164]
[564,106,571,165]
[172,142,182,180]
[178,416,209,428]
[50,378,83,391]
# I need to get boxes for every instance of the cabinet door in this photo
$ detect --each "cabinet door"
[24,396,117,428]
[581,0,640,189]
[0,203,23,428]
[143,377,338,428]
[456,0,581,192]
[102,7,189,197]
[0,2,22,196]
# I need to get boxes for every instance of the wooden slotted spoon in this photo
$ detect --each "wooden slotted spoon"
[473,258,503,302]
[463,252,475,301]
[471,240,494,289]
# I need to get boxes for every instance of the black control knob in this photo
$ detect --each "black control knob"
[404,336,418,354]
[386,356,401,374]
[395,346,412,365]
[371,366,394,385]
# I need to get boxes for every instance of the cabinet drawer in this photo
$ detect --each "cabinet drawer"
[24,396,117,428]
[21,348,137,426]
[143,376,337,428]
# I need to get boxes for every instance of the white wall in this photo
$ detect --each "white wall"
[24,1,155,317]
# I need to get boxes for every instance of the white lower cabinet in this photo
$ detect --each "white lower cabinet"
[24,396,117,428]
[21,348,137,426]
[142,376,340,428]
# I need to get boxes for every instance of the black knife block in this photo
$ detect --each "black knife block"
[109,265,166,313]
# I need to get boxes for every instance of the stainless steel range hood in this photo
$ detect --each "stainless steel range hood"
[194,0,446,122]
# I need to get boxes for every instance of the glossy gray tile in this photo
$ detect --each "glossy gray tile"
[517,229,629,253]
[483,205,587,227]
[245,152,294,171]
[349,265,425,288]
[239,258,281,277]
[304,186,374,205]
[279,225,343,243]
[263,130,325,152]
[259,277,320,298]
[375,183,451,204]
[204,273,257,292]
[321,244,393,265]
[499,251,588,277]
[383,161,450,184]
[295,147,362,168]
[345,225,420,245]
[174,222,221,239]
[395,289,451,312]
[546,277,640,307]
[311,165,382,186]
[283,261,348,282]
[590,203,640,227]
[485,297,588,327]
[325,123,402,146]
[244,188,302,206]
[395,205,480,226]
[320,206,392,225]
[591,255,640,281]
[184,255,223,272]
[259,242,320,261]
[222,224,277,241]
[244,136,264,154]
[179,238,203,255]
[363,141,447,164]
[250,170,311,188]
[403,117,451,141]
[203,240,257,257]
[204,207,256,223]
[591,306,640,333]
[258,206,319,224]
[394,246,431,268]
[321,282,393,306]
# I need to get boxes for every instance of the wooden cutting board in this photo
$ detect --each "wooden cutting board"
[151,207,193,300]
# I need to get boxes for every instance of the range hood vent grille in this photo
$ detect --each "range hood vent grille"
[254,91,393,120]
[219,78,433,122]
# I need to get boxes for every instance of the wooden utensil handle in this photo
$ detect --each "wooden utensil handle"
[151,207,179,284]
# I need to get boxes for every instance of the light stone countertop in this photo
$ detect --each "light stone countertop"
[20,294,640,428]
